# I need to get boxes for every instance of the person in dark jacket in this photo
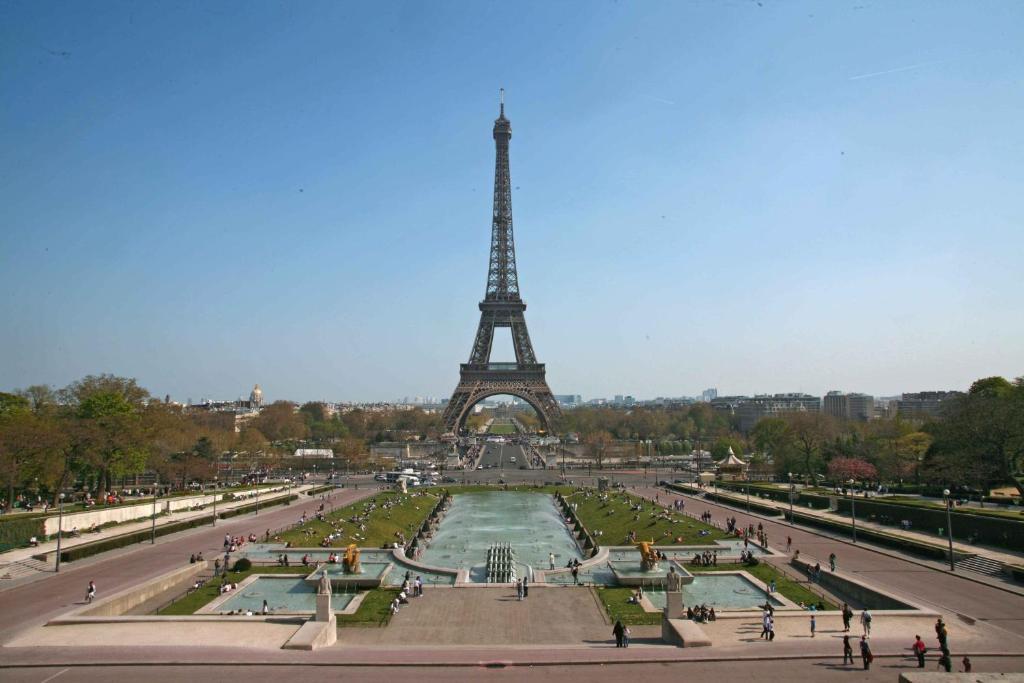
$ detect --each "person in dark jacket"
[612,620,625,648]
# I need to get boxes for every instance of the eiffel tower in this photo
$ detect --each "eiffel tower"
[442,92,561,434]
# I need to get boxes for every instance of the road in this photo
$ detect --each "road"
[476,443,530,473]
[3,658,1022,682]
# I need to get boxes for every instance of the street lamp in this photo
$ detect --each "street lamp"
[212,475,218,527]
[788,472,795,526]
[55,492,65,573]
[151,483,159,544]
[847,479,857,544]
[255,469,260,516]
[746,480,750,514]
[943,489,955,571]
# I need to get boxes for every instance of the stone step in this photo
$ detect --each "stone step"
[954,554,1004,576]
[0,557,53,580]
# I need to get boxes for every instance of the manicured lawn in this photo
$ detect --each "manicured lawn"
[337,588,400,627]
[158,565,305,615]
[487,424,517,435]
[683,562,837,610]
[595,586,661,626]
[568,490,731,546]
[275,491,437,549]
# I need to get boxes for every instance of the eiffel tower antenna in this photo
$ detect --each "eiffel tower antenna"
[442,96,561,435]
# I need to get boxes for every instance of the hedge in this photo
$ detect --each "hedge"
[217,494,298,520]
[52,494,298,563]
[782,508,971,562]
[832,497,1024,551]
[664,483,785,518]
[0,515,46,552]
[305,485,335,496]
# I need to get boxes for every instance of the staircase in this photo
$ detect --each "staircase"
[0,557,53,581]
[955,554,1005,577]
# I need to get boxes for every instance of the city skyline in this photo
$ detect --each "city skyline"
[3,1,1023,402]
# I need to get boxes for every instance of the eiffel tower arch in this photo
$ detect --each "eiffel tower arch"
[443,92,561,435]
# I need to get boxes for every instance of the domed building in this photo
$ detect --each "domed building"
[249,384,264,409]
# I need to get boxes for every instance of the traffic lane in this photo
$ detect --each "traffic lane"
[0,486,375,645]
[5,658,1024,683]
[642,486,1024,636]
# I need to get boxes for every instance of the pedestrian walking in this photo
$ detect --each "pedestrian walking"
[760,610,772,640]
[913,635,927,668]
[842,635,854,665]
[861,609,872,636]
[829,552,837,572]
[85,580,96,603]
[935,617,948,650]
[613,619,625,647]
[787,536,792,553]
[549,552,555,570]
[860,636,873,670]
[523,576,529,599]
[841,603,853,632]
[937,651,952,672]
[962,656,972,672]
[571,565,579,585]
[516,579,523,601]
[623,624,631,648]
[810,612,816,637]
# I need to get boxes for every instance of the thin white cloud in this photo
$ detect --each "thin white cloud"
[849,61,940,81]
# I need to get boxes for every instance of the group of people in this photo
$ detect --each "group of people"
[687,604,716,623]
[690,550,717,567]
[188,552,205,564]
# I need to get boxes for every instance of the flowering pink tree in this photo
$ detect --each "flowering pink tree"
[827,457,878,483]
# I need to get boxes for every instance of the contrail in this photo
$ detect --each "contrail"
[641,94,677,105]
[849,61,939,81]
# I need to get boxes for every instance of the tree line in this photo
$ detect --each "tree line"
[560,377,1024,495]
[0,375,443,508]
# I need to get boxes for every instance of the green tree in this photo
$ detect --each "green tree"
[930,376,1024,495]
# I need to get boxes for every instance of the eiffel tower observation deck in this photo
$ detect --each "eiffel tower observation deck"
[442,91,561,435]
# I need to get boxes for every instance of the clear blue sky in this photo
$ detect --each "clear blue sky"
[2,0,1022,403]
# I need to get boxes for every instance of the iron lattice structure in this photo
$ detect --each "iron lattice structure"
[443,94,561,434]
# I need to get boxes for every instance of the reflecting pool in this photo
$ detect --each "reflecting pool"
[419,492,583,581]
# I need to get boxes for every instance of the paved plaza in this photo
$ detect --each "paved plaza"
[2,475,1023,679]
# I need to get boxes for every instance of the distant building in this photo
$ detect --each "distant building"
[736,393,821,432]
[554,394,583,408]
[701,388,718,402]
[294,448,333,459]
[823,391,875,422]
[895,391,963,418]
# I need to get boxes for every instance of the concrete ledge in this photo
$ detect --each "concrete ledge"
[661,618,711,647]
[899,674,1024,682]
[283,616,337,650]
[72,562,206,617]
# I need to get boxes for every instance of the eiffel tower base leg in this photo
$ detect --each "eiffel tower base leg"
[443,377,561,435]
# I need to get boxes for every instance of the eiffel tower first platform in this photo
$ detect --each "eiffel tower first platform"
[442,92,561,435]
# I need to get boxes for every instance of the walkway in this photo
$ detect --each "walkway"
[696,484,1024,569]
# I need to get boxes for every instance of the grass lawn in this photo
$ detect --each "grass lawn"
[568,490,731,546]
[683,562,837,610]
[337,588,400,627]
[275,491,437,549]
[595,586,661,626]
[158,565,305,615]
[487,424,517,435]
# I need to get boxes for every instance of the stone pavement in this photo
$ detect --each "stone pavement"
[338,585,621,646]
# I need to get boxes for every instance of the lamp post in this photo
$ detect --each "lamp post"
[151,483,159,544]
[788,472,794,526]
[55,493,65,573]
[212,475,218,527]
[746,480,750,514]
[943,489,955,571]
[255,468,260,516]
[848,479,857,544]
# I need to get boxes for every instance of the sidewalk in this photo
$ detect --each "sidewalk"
[0,485,314,568]
[693,486,1024,569]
